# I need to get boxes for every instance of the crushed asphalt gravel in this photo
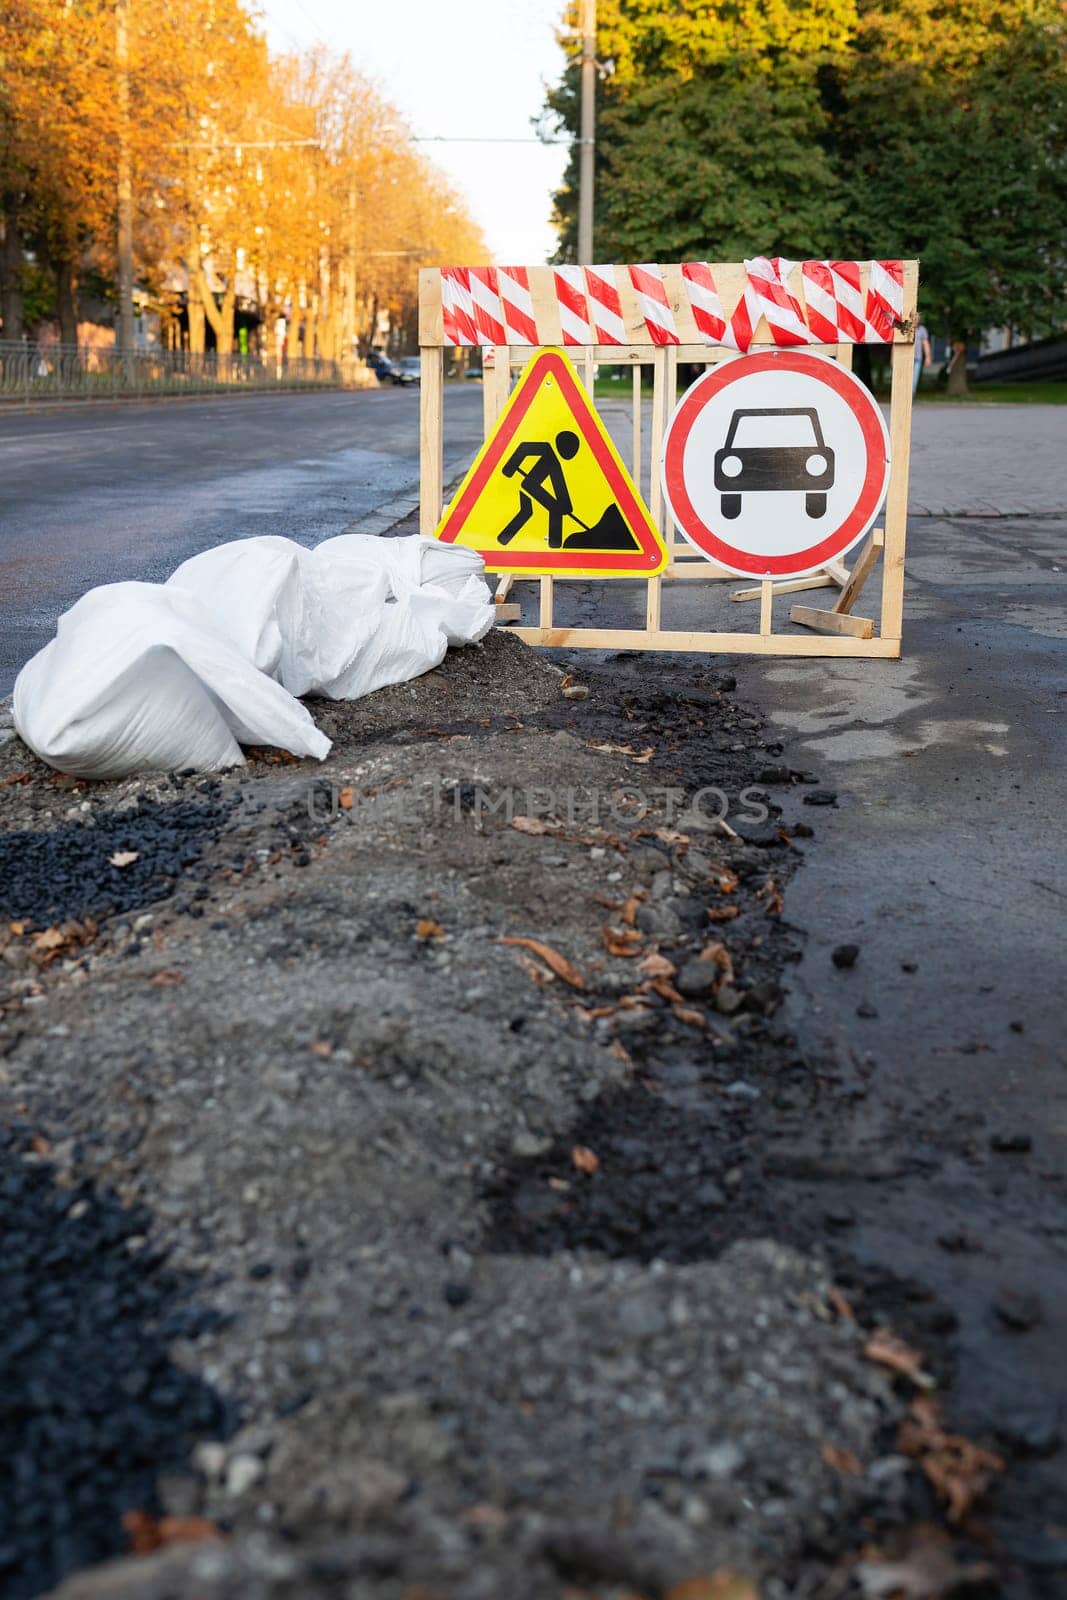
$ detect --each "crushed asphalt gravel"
[0,629,1061,1599]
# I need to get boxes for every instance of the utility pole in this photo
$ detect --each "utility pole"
[116,0,135,356]
[577,0,596,265]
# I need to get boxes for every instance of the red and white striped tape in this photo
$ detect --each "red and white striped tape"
[865,259,905,343]
[496,266,538,345]
[628,263,679,345]
[436,261,906,348]
[585,264,626,344]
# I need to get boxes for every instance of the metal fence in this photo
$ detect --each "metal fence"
[0,341,355,401]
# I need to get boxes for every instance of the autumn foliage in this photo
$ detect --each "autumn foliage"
[0,0,484,353]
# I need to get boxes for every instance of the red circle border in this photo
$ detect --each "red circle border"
[661,350,890,578]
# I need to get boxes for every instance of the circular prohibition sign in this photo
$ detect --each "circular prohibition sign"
[660,349,891,579]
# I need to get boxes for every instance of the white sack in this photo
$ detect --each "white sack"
[13,582,331,779]
[14,534,494,779]
[167,534,494,700]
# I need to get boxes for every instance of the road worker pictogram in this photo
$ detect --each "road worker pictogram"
[435,349,668,577]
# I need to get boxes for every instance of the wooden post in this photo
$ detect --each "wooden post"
[419,344,443,534]
[759,580,773,636]
[881,313,917,648]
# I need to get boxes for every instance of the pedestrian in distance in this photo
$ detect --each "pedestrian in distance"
[913,321,932,395]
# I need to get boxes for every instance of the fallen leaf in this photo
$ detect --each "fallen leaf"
[515,951,556,986]
[602,926,643,958]
[547,1176,570,1191]
[645,976,684,1003]
[2,772,30,786]
[672,1005,706,1027]
[864,1329,936,1391]
[30,1133,51,1156]
[637,950,676,978]
[620,892,645,926]
[338,786,354,810]
[122,1510,222,1555]
[500,936,585,989]
[633,827,689,850]
[665,1574,760,1600]
[309,1040,333,1058]
[853,1525,995,1598]
[759,876,784,915]
[898,1397,1004,1524]
[8,921,28,937]
[706,905,740,923]
[828,1286,854,1322]
[822,1443,861,1475]
[511,815,556,836]
[698,941,735,985]
[109,850,140,868]
[150,970,185,988]
[571,1145,599,1175]
[415,918,445,941]
[31,928,66,953]
[587,741,654,763]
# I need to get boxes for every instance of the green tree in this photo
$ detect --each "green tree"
[546,0,856,262]
[833,0,1067,392]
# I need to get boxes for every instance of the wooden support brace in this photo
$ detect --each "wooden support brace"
[731,572,837,602]
[494,574,514,602]
[789,605,875,639]
[833,528,884,616]
[493,603,522,622]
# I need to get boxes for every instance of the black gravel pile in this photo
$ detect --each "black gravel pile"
[0,1129,234,1599]
[0,789,235,930]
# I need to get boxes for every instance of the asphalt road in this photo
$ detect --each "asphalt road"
[0,386,485,694]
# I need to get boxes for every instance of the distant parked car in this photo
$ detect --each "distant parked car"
[390,356,421,386]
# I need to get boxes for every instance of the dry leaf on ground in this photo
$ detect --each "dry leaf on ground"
[698,942,735,984]
[665,1574,760,1600]
[821,1443,861,1475]
[672,1005,706,1027]
[706,905,740,923]
[415,919,445,941]
[122,1510,222,1554]
[511,815,557,836]
[500,936,585,989]
[8,921,28,937]
[864,1329,936,1391]
[853,1524,995,1598]
[571,1145,599,1175]
[898,1397,1004,1524]
[2,772,30,786]
[149,970,185,988]
[338,786,354,810]
[109,850,140,868]
[602,926,643,958]
[637,950,676,977]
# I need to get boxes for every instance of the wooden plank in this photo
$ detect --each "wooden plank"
[790,605,875,640]
[646,574,662,633]
[632,365,642,486]
[881,324,916,640]
[823,558,851,586]
[495,344,511,413]
[481,347,497,433]
[418,267,443,347]
[495,574,514,601]
[416,264,919,351]
[539,575,554,630]
[582,348,595,393]
[527,268,564,346]
[509,625,900,657]
[418,344,443,534]
[493,603,522,622]
[648,348,667,530]
[664,558,735,580]
[731,573,835,602]
[759,580,774,636]
[833,528,884,616]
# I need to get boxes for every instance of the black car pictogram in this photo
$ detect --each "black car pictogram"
[713,407,835,520]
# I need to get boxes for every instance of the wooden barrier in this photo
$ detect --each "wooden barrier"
[419,260,918,658]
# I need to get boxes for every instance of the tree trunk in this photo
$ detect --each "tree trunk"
[946,341,969,396]
[0,205,24,341]
[56,259,79,347]
[197,262,235,356]
[188,294,205,354]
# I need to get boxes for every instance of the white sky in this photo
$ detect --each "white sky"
[255,0,571,263]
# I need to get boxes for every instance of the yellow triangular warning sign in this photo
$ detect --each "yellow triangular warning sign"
[435,349,668,577]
